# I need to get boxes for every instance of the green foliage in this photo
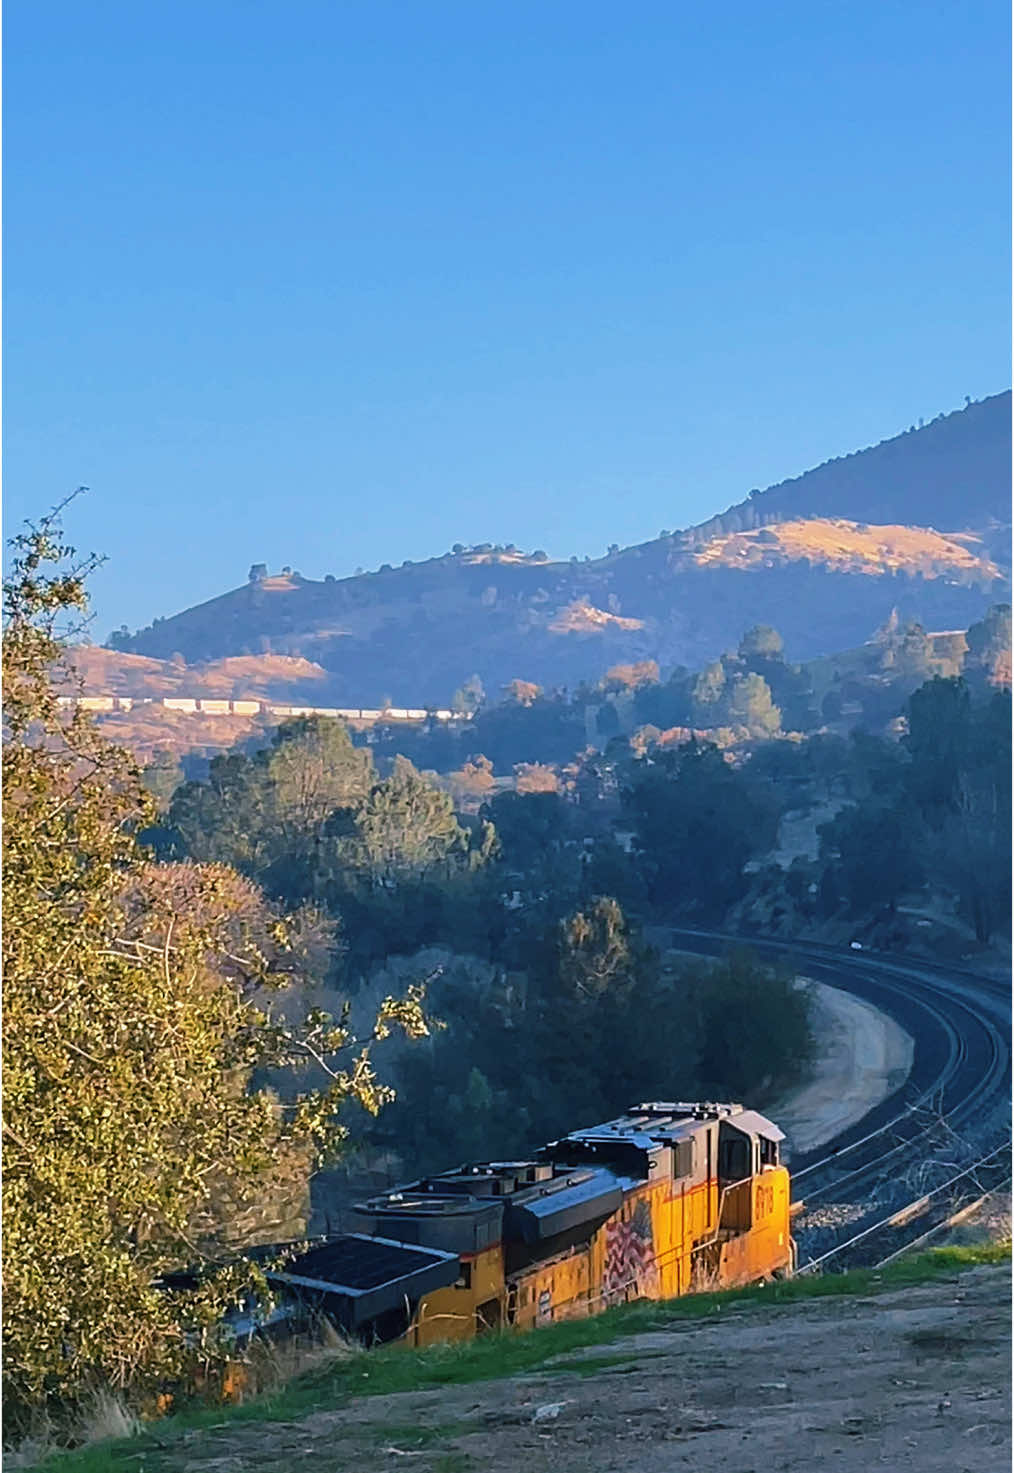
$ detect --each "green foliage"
[469,691,586,769]
[964,602,1011,685]
[556,896,632,999]
[480,790,567,869]
[2,513,428,1428]
[170,717,373,897]
[726,671,781,735]
[691,660,726,725]
[739,624,784,659]
[451,674,485,716]
[169,720,488,964]
[819,801,923,916]
[141,747,186,810]
[688,950,814,1095]
[810,677,1011,940]
[621,742,778,919]
[631,665,693,730]
[353,757,466,884]
[381,909,811,1176]
[904,678,1011,941]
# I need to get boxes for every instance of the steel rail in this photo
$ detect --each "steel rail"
[798,963,1006,1197]
[798,970,1004,1200]
[795,1143,1011,1274]
[663,928,1009,1178]
[872,1177,1013,1267]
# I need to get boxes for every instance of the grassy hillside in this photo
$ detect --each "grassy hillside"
[691,389,1011,545]
[33,1246,1010,1473]
[104,396,1010,706]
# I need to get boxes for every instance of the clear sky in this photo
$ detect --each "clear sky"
[5,1,1010,639]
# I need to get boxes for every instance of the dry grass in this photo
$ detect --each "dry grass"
[548,601,644,634]
[694,517,1000,578]
[63,646,330,701]
[231,1317,366,1403]
[94,706,268,762]
[5,1390,140,1468]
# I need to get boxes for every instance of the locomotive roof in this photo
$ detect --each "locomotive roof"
[548,1100,776,1148]
[357,1101,784,1219]
[360,1160,602,1213]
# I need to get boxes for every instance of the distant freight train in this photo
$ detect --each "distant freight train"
[55,696,467,722]
[261,1101,794,1348]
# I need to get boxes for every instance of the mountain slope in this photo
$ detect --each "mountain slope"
[688,390,1010,553]
[109,395,1011,704]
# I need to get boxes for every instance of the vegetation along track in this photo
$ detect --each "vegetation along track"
[666,930,1011,1263]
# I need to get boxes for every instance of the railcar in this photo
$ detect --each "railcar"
[266,1101,794,1347]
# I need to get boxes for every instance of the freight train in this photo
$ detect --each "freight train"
[262,1101,794,1348]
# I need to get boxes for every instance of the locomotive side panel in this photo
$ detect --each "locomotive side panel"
[412,1243,505,1346]
[343,1103,793,1350]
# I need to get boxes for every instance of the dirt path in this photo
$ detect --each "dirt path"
[769,978,914,1155]
[160,1265,1009,1472]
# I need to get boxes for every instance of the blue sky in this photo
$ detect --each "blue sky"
[5,1,1010,638]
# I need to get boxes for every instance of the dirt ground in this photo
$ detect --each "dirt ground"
[162,1264,1010,1473]
[769,977,914,1155]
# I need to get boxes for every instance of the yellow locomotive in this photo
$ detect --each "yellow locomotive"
[269,1101,794,1346]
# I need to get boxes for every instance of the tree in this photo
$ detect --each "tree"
[267,717,373,843]
[691,661,726,726]
[353,757,466,887]
[601,660,659,693]
[904,678,1011,941]
[739,625,783,660]
[819,802,922,915]
[895,621,932,680]
[725,672,781,736]
[447,753,496,808]
[452,674,485,716]
[169,717,374,902]
[556,898,632,999]
[142,746,186,810]
[964,604,1012,687]
[481,790,567,869]
[514,762,560,794]
[2,511,428,1426]
[904,677,973,817]
[503,678,542,706]
[690,951,813,1096]
[622,741,777,919]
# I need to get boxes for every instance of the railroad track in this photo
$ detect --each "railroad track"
[797,1144,1012,1274]
[664,929,1011,1265]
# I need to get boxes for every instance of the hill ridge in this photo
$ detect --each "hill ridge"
[106,395,1011,705]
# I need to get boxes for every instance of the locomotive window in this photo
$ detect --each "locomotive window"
[760,1137,778,1167]
[455,1262,472,1290]
[674,1140,694,1179]
[719,1134,749,1182]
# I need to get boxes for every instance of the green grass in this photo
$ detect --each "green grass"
[31,1242,1010,1472]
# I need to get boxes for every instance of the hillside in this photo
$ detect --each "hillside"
[690,390,1011,556]
[106,395,1011,706]
[62,647,332,702]
[42,1255,1011,1473]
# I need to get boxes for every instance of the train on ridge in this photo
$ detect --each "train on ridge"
[259,1100,794,1348]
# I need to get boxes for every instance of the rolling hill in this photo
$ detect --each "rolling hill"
[103,393,1011,706]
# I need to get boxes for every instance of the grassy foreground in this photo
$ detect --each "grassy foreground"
[33,1242,1011,1471]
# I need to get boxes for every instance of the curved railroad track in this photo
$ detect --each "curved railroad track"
[662,929,1011,1264]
